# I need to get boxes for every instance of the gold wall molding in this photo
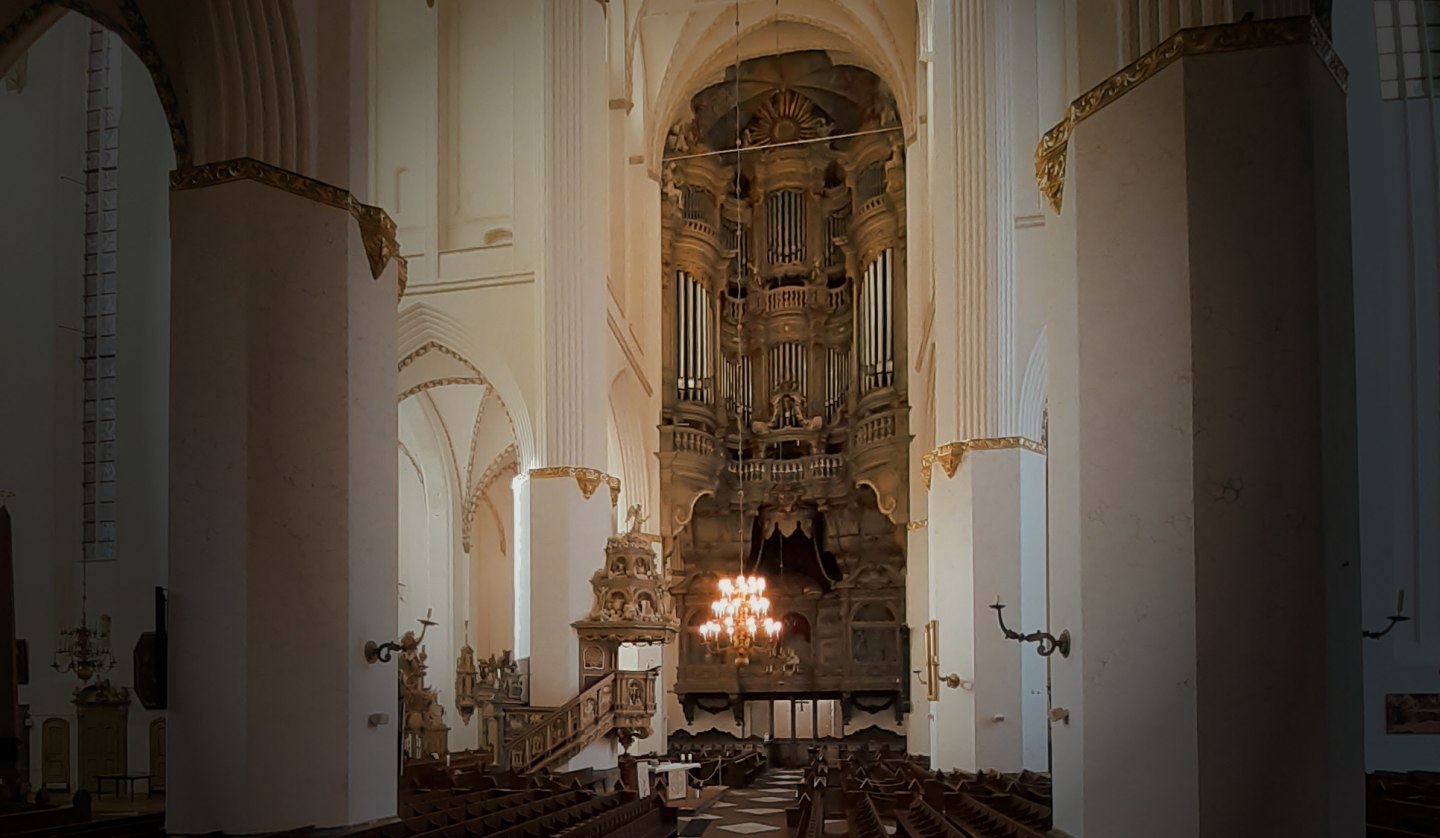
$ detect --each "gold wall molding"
[170,157,408,297]
[528,467,622,506]
[921,437,1046,490]
[1035,16,1347,214]
[906,519,927,531]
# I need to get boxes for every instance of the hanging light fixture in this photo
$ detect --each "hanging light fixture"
[52,546,114,682]
[699,0,780,668]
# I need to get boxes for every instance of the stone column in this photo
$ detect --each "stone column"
[0,503,17,799]
[522,0,617,772]
[165,163,400,835]
[1044,21,1360,836]
[922,0,1038,772]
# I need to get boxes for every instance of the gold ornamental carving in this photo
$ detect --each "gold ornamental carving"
[170,157,409,297]
[529,466,622,506]
[1035,16,1347,214]
[921,437,1047,490]
[906,519,928,531]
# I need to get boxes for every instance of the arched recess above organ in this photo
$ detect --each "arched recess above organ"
[636,1,919,173]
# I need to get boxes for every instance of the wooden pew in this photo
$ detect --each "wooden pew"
[893,794,966,838]
[844,789,890,838]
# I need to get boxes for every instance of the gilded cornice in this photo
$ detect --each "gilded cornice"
[921,437,1046,490]
[170,157,408,297]
[529,467,622,506]
[1035,16,1347,214]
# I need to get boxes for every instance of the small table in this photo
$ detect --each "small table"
[649,762,700,801]
[95,773,153,801]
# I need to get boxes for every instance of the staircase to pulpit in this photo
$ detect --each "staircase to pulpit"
[496,507,678,775]
[499,667,660,773]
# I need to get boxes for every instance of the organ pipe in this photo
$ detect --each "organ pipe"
[767,190,805,265]
[861,249,895,392]
[676,271,714,403]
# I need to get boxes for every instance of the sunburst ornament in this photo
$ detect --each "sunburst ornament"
[744,90,831,147]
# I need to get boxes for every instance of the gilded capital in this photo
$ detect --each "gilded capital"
[1034,16,1347,214]
[921,437,1046,490]
[170,157,408,297]
[529,466,622,506]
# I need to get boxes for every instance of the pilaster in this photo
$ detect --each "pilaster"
[928,0,1017,443]
[925,441,1046,773]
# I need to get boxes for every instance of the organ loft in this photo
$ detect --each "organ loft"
[660,53,911,725]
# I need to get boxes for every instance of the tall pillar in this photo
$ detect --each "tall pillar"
[522,0,617,771]
[165,163,400,834]
[1044,20,1359,836]
[0,503,17,800]
[923,0,1038,772]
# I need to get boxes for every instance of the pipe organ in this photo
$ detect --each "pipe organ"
[659,51,911,727]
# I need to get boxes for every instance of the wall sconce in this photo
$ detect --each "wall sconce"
[914,620,967,701]
[1363,589,1410,640]
[990,598,1071,658]
[364,608,437,664]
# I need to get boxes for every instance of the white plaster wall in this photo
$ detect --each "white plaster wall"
[1332,0,1440,773]
[0,14,173,789]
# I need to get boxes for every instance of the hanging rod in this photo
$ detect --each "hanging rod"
[660,125,904,164]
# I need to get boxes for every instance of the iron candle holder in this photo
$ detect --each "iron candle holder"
[990,598,1071,658]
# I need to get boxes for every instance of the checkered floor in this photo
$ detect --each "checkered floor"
[677,767,902,835]
[678,767,804,835]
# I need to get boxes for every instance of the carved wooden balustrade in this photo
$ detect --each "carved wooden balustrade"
[501,668,658,775]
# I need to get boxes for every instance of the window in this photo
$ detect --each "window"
[81,22,121,562]
[1375,1,1440,100]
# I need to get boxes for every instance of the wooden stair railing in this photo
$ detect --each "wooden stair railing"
[501,668,659,775]
[504,673,617,774]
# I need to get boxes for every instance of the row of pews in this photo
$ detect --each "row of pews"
[0,791,163,837]
[1368,770,1440,838]
[787,749,1059,838]
[351,764,677,838]
[675,746,768,792]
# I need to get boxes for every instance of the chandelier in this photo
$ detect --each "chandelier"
[696,0,786,670]
[53,613,114,682]
[52,524,115,682]
[700,575,780,666]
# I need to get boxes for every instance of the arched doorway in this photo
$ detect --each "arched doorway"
[74,682,129,792]
[40,718,70,791]
[148,718,165,792]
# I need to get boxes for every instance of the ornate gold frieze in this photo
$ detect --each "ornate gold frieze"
[529,466,622,506]
[170,157,408,297]
[1035,16,1348,214]
[921,437,1046,490]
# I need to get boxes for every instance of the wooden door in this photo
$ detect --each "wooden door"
[148,718,165,790]
[40,718,69,790]
[76,704,125,790]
